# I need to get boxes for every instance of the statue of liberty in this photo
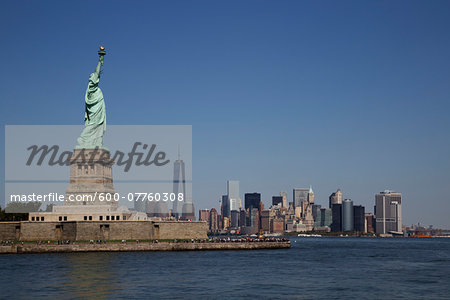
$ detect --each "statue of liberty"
[76,46,107,149]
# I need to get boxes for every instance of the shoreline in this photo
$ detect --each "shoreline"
[0,240,291,254]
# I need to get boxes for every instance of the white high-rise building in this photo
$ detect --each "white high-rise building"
[227,180,240,212]
[329,188,343,208]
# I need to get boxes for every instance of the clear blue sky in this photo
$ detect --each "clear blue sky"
[1,1,450,227]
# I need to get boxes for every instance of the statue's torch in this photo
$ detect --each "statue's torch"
[98,46,106,65]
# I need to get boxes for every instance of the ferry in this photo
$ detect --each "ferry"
[410,234,432,238]
[297,234,322,237]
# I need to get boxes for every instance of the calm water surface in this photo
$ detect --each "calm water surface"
[1,237,449,299]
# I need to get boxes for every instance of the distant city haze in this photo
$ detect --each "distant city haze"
[1,1,450,227]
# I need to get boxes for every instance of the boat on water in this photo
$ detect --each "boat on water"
[297,234,322,237]
[410,234,432,238]
[264,233,282,237]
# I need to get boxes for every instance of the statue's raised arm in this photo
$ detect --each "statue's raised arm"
[94,57,102,78]
[89,47,105,89]
[95,46,105,77]
[76,46,108,150]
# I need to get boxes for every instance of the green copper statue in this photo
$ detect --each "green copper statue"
[76,46,107,149]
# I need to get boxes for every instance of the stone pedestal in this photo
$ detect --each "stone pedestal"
[64,148,117,207]
[28,148,149,222]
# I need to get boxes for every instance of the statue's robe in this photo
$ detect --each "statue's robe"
[76,71,106,149]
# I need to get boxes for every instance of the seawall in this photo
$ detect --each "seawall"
[0,220,208,241]
[0,241,291,254]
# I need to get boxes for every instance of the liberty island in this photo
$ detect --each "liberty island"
[0,47,207,242]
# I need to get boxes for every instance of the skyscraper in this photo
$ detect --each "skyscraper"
[342,199,354,231]
[222,195,230,219]
[280,191,288,208]
[293,188,309,208]
[260,210,270,232]
[320,208,332,227]
[329,188,343,208]
[244,193,261,231]
[172,151,186,219]
[209,208,218,232]
[272,196,283,206]
[248,208,260,231]
[353,205,365,232]
[312,205,322,228]
[308,186,315,204]
[199,209,210,222]
[244,193,261,211]
[221,180,240,220]
[229,198,237,212]
[331,204,342,232]
[230,210,239,228]
[181,199,195,220]
[154,201,169,218]
[239,209,246,228]
[365,213,375,233]
[375,190,402,234]
[293,188,309,218]
[227,180,240,212]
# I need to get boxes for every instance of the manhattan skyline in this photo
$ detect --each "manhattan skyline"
[1,1,450,227]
